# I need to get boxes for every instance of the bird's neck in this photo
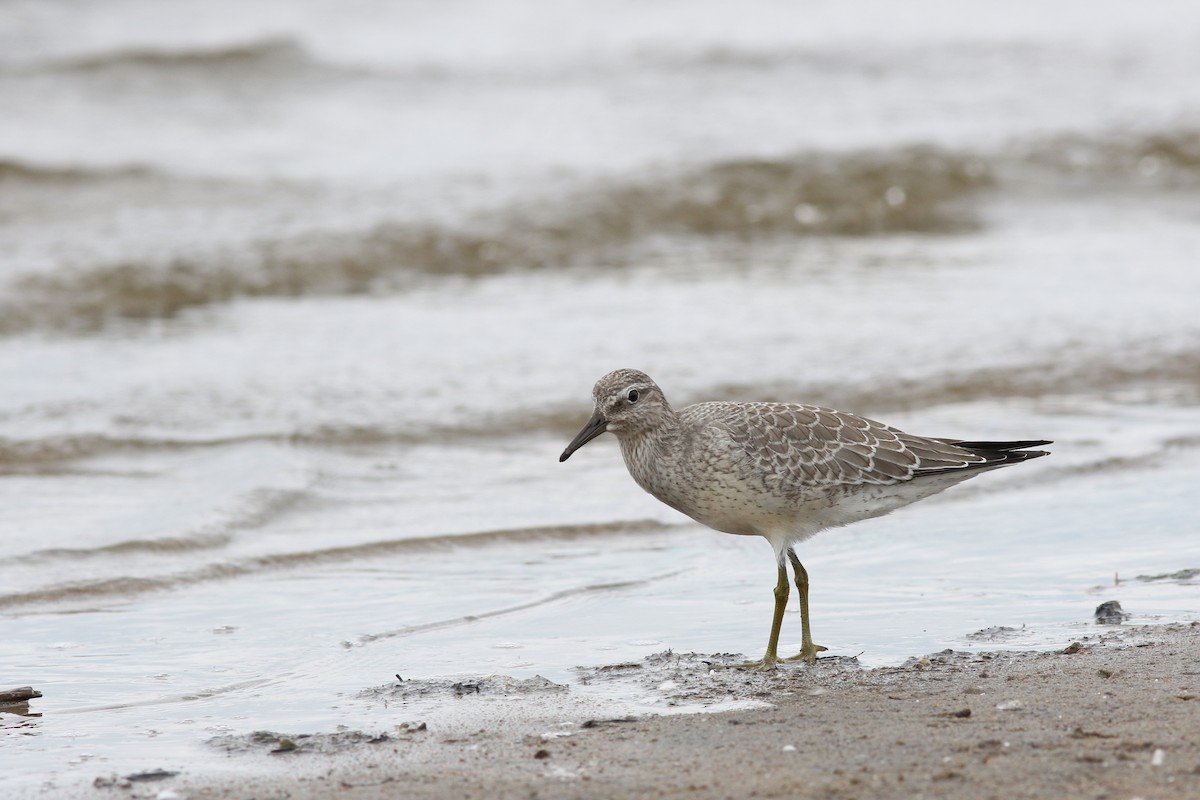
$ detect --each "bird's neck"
[617,410,684,497]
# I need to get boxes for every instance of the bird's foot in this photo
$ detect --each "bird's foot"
[783,643,828,665]
[714,654,780,672]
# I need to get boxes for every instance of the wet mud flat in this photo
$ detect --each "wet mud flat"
[69,622,1200,800]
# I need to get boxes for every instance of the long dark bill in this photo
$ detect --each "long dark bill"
[559,411,608,462]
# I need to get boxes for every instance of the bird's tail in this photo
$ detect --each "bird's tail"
[950,439,1052,465]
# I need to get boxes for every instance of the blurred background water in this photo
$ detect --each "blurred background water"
[2,0,1199,792]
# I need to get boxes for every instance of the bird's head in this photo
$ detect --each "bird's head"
[559,369,670,462]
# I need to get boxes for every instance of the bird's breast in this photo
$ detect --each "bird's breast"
[620,434,767,537]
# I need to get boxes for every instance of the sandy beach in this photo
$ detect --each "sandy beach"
[60,622,1195,800]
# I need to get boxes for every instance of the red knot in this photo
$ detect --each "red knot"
[560,368,1050,669]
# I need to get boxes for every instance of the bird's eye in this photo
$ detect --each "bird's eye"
[627,389,640,403]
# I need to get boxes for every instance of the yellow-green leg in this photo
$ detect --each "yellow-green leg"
[784,549,828,664]
[721,561,790,670]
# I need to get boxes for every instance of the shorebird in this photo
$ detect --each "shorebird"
[559,369,1050,669]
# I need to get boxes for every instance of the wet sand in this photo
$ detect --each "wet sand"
[82,622,1199,800]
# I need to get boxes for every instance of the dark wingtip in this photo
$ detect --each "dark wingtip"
[916,439,1051,476]
[952,439,1052,451]
[958,439,1052,467]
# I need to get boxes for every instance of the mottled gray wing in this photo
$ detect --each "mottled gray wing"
[687,401,989,490]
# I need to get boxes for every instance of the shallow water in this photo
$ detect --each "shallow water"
[3,1,1200,793]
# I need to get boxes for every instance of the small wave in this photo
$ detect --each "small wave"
[67,677,276,715]
[32,37,315,75]
[13,486,311,564]
[708,347,1200,416]
[0,158,153,184]
[0,519,673,612]
[579,145,991,238]
[2,129,1197,334]
[2,346,1194,469]
[0,432,276,469]
[639,45,889,76]
[0,419,556,469]
[19,533,232,563]
[354,568,685,646]
[1016,130,1200,185]
[0,145,989,332]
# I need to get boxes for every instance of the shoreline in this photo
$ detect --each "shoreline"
[66,621,1200,800]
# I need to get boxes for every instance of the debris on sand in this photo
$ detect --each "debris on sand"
[0,686,41,707]
[208,729,395,756]
[1094,600,1129,624]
